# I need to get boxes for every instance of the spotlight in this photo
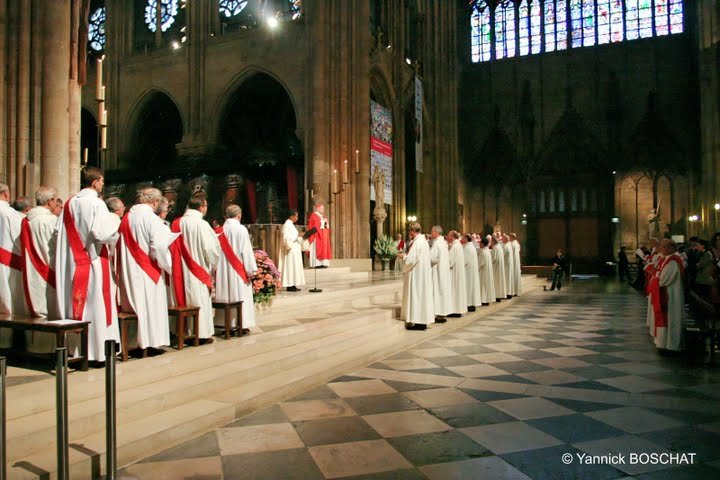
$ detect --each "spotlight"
[611,217,620,223]
[405,57,412,65]
[171,40,180,50]
[715,203,720,211]
[521,219,527,226]
[267,16,279,29]
[522,213,527,218]
[181,36,187,43]
[612,170,616,174]
[407,215,417,222]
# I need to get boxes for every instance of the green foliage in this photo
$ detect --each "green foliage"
[374,234,398,261]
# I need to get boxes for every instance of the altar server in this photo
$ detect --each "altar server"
[429,226,450,322]
[447,230,467,316]
[490,234,507,301]
[307,201,332,268]
[463,234,482,311]
[400,222,434,330]
[503,234,515,298]
[510,233,522,296]
[651,239,685,352]
[279,209,305,291]
[478,237,495,305]
[0,182,25,347]
[643,238,660,335]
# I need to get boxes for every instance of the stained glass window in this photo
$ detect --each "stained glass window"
[505,2,516,57]
[655,0,669,35]
[495,2,517,59]
[218,0,248,18]
[470,1,491,62]
[145,0,179,33]
[290,0,302,19]
[519,1,530,56]
[669,0,683,33]
[639,0,653,38]
[556,0,568,50]
[544,0,556,52]
[610,0,623,42]
[570,0,582,48]
[626,0,639,40]
[88,7,106,51]
[582,0,596,46]
[598,0,610,44]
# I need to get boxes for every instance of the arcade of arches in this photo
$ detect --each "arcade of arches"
[1,0,719,271]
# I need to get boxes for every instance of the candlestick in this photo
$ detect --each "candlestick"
[98,103,106,126]
[101,108,107,127]
[83,147,88,165]
[343,160,349,184]
[332,169,338,194]
[354,149,359,174]
[100,127,107,149]
[99,85,105,101]
[96,57,103,99]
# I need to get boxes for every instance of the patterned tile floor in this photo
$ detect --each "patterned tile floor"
[119,279,720,480]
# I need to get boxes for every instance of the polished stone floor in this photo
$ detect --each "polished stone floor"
[119,279,720,479]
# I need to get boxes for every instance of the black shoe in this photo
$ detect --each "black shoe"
[199,338,214,345]
[287,286,300,292]
[482,303,490,306]
[468,306,476,312]
[506,295,513,299]
[448,313,462,318]
[405,323,427,331]
[241,328,251,335]
[496,298,502,302]
[435,316,447,323]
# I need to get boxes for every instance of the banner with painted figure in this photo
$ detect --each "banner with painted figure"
[370,100,393,205]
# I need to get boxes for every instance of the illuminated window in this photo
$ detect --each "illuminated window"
[145,0,179,33]
[669,0,683,33]
[582,0,596,46]
[556,0,568,50]
[544,0,557,52]
[655,0,669,36]
[470,1,492,62]
[519,0,530,56]
[495,1,517,59]
[218,0,248,18]
[530,1,542,53]
[88,7,106,52]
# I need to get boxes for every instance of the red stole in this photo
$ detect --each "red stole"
[62,197,113,325]
[0,245,22,271]
[644,252,657,296]
[649,255,684,336]
[20,217,56,316]
[215,226,249,284]
[118,213,162,284]
[170,217,213,307]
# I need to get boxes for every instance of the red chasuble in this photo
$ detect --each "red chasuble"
[307,212,332,261]
[649,255,684,336]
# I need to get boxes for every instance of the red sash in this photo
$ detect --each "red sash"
[650,255,684,336]
[62,197,113,326]
[170,218,213,307]
[0,247,22,271]
[20,217,56,316]
[118,213,162,284]
[215,227,249,284]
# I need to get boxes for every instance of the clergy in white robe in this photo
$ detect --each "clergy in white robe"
[429,226,451,320]
[478,238,495,305]
[447,231,468,316]
[278,210,305,291]
[214,205,258,332]
[400,222,434,329]
[169,196,221,341]
[55,168,121,362]
[503,234,515,298]
[652,240,684,351]
[463,234,482,310]
[643,238,660,335]
[509,233,522,296]
[117,189,174,350]
[0,183,26,347]
[490,235,507,301]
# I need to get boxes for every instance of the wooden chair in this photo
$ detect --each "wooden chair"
[117,312,147,362]
[212,301,244,339]
[168,306,201,350]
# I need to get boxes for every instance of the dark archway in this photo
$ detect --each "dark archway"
[218,72,302,224]
[81,108,99,167]
[129,91,184,173]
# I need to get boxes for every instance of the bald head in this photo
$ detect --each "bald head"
[0,183,9,201]
[225,204,242,219]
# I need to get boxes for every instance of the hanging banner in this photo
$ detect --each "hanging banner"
[370,100,393,205]
[414,76,423,173]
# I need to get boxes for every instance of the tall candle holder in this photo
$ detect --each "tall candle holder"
[96,55,107,170]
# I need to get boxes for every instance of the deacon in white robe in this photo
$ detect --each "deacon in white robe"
[447,231,467,316]
[509,233,522,296]
[55,168,121,362]
[214,205,258,332]
[503,235,515,298]
[169,196,220,341]
[278,210,305,291]
[117,189,174,350]
[463,234,482,310]
[490,235,507,301]
[478,238,495,305]
[654,240,684,352]
[400,222,434,329]
[429,226,451,321]
[0,183,26,347]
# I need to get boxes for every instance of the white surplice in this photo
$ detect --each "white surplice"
[504,241,515,297]
[0,200,25,347]
[429,236,451,317]
[644,250,659,335]
[117,204,174,349]
[464,242,482,308]
[214,218,258,328]
[55,189,121,362]
[492,242,507,300]
[169,209,220,339]
[401,234,434,325]
[654,253,684,351]
[512,239,522,295]
[448,239,468,315]
[278,219,305,288]
[479,246,495,304]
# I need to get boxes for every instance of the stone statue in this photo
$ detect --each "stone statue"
[648,207,660,238]
[373,166,386,209]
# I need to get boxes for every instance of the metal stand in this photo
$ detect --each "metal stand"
[309,265,322,293]
[56,348,69,480]
[0,357,6,480]
[105,341,117,480]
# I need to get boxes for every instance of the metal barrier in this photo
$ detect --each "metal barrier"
[56,348,69,480]
[105,340,117,480]
[1,356,6,480]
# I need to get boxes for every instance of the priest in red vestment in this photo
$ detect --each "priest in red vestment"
[307,201,332,268]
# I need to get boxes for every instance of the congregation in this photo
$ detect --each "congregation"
[399,222,523,331]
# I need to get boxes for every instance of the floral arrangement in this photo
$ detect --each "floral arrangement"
[374,234,399,261]
[252,249,282,305]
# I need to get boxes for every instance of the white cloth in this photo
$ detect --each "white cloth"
[479,247,495,304]
[512,239,522,295]
[214,218,258,328]
[55,189,121,362]
[464,242,482,307]
[492,242,507,300]
[278,219,305,288]
[448,239,468,314]
[309,211,329,268]
[0,200,26,347]
[117,204,174,349]
[654,254,684,351]
[401,234,434,325]
[504,241,515,296]
[429,236,451,317]
[169,209,220,339]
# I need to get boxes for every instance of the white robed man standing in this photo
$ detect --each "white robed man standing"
[652,239,685,352]
[117,188,174,350]
[503,234,515,298]
[169,196,220,343]
[643,238,660,336]
[478,237,495,305]
[55,167,121,362]
[279,209,305,292]
[490,234,507,301]
[400,222,434,330]
[429,226,450,323]
[509,233,522,296]
[447,231,467,317]
[463,234,482,311]
[214,205,258,334]
[0,182,26,347]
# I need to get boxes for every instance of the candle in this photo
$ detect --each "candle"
[343,160,349,184]
[98,103,106,126]
[96,57,103,99]
[354,149,359,173]
[333,169,338,194]
[83,147,88,165]
[99,85,105,101]
[100,127,107,149]
[101,108,107,127]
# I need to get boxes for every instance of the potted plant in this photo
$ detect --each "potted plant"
[374,234,398,271]
[252,249,282,308]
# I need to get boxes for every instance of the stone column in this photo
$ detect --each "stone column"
[16,0,31,193]
[41,0,71,198]
[67,0,82,194]
[0,0,6,182]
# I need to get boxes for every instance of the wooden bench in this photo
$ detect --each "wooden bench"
[168,306,200,350]
[685,291,719,362]
[212,301,244,339]
[117,312,148,362]
[0,314,90,371]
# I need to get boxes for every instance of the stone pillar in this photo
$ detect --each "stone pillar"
[41,0,71,198]
[0,0,6,182]
[16,0,31,193]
